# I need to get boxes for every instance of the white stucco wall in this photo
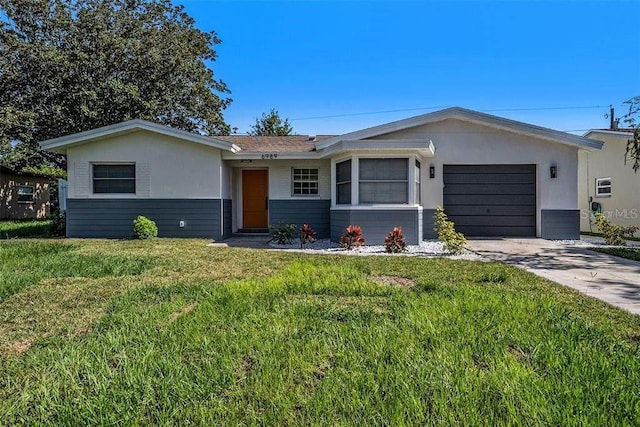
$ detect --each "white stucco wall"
[66,130,223,199]
[578,132,640,233]
[371,118,579,211]
[226,159,331,200]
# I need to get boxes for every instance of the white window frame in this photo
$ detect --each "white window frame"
[17,185,35,203]
[414,159,421,205]
[92,163,136,195]
[291,167,319,196]
[332,155,422,207]
[335,159,352,205]
[595,177,612,198]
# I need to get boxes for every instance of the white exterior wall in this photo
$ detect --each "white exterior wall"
[226,159,331,200]
[371,119,579,236]
[66,130,223,199]
[578,132,640,233]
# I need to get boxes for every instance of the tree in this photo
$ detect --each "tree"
[248,109,294,136]
[0,0,232,171]
[621,96,640,173]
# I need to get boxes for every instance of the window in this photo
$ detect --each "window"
[93,164,136,194]
[17,185,34,203]
[336,160,351,205]
[595,177,611,197]
[359,158,408,204]
[292,168,319,195]
[414,160,421,205]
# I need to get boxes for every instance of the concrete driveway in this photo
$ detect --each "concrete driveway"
[466,239,640,315]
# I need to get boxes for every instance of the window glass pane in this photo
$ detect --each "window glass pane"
[360,182,407,204]
[292,168,319,195]
[598,187,611,195]
[359,159,407,181]
[337,182,351,205]
[93,164,136,194]
[93,164,135,179]
[336,160,351,183]
[17,186,34,202]
[94,179,136,194]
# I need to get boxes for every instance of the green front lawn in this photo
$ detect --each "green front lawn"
[591,247,640,262]
[0,219,51,239]
[1,239,639,424]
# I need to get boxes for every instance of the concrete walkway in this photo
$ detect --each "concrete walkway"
[466,239,640,315]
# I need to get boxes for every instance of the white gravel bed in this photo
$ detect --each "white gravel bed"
[553,235,640,248]
[269,239,482,259]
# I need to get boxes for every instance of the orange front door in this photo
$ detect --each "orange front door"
[242,169,268,228]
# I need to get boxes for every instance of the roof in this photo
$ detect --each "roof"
[38,119,240,154]
[217,135,334,153]
[317,107,604,151]
[583,129,637,139]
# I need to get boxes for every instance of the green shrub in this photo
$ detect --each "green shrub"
[269,221,296,244]
[594,213,639,246]
[49,211,66,237]
[384,226,407,253]
[299,223,317,248]
[133,215,158,240]
[341,225,366,250]
[433,206,466,255]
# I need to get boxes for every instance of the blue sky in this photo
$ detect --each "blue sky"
[177,0,640,135]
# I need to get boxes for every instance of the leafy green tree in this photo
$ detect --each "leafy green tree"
[0,0,232,171]
[621,96,640,173]
[248,108,294,136]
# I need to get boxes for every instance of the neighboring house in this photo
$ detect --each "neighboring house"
[579,129,640,234]
[0,165,51,220]
[38,107,603,243]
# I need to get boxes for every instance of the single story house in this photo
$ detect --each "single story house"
[39,107,603,243]
[0,165,51,220]
[578,129,639,235]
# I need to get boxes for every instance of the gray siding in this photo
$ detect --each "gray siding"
[330,208,421,245]
[223,199,233,238]
[67,199,223,239]
[423,209,437,239]
[541,209,580,240]
[269,199,331,238]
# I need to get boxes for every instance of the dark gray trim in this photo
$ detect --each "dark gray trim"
[541,210,580,240]
[269,199,331,238]
[423,209,437,239]
[223,199,233,238]
[67,199,223,239]
[330,208,421,245]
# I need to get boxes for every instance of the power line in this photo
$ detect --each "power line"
[290,105,451,121]
[290,105,607,121]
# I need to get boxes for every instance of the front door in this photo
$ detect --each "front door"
[242,169,268,228]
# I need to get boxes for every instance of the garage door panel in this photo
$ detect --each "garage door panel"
[455,226,536,237]
[444,164,536,174]
[451,215,536,227]
[444,173,536,184]
[444,183,536,195]
[444,194,537,206]
[443,164,536,237]
[444,205,537,216]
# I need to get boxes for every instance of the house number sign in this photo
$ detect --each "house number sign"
[261,153,278,160]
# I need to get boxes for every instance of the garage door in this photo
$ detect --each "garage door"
[443,164,536,237]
